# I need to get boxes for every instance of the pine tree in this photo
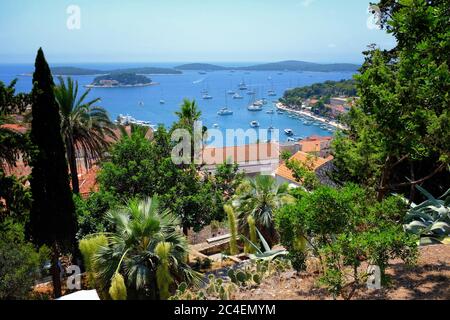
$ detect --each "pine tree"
[28,48,78,298]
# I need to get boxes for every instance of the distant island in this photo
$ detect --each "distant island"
[86,73,156,88]
[175,63,229,71]
[175,60,360,72]
[22,66,183,76]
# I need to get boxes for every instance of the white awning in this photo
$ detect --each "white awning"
[56,290,100,300]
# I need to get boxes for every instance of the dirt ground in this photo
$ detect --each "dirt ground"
[233,244,450,300]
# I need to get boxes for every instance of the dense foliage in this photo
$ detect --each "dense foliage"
[0,79,30,169]
[280,79,356,107]
[275,184,417,298]
[0,219,49,300]
[92,73,152,86]
[332,0,450,199]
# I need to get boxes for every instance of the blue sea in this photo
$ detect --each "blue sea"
[0,63,355,146]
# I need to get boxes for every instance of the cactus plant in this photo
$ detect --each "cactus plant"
[155,242,173,300]
[252,273,261,284]
[236,271,247,284]
[225,205,239,255]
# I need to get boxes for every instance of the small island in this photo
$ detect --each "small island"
[85,73,157,88]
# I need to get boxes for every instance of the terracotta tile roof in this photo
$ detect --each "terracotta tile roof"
[3,161,31,178]
[275,151,333,184]
[202,143,280,166]
[299,136,333,153]
[0,123,28,134]
[79,166,100,198]
[302,135,333,142]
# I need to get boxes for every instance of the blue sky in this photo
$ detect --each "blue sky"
[0,0,394,64]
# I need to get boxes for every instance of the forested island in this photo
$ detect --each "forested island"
[175,60,360,72]
[22,66,183,76]
[86,73,155,88]
[280,79,357,106]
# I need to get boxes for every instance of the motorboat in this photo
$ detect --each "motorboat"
[250,121,260,128]
[284,128,294,136]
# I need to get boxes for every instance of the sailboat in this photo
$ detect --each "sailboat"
[218,93,233,116]
[247,94,263,111]
[238,80,248,90]
[159,87,165,104]
[202,82,213,99]
[267,81,277,96]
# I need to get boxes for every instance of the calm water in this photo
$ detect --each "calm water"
[0,63,355,146]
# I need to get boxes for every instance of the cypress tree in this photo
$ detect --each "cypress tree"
[28,48,77,298]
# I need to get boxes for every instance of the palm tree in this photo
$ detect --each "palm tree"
[233,175,294,246]
[93,197,199,300]
[174,99,206,164]
[54,76,116,194]
[175,98,201,128]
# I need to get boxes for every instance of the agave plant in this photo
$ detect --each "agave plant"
[240,228,288,261]
[403,186,450,245]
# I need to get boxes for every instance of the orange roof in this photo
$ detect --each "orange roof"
[275,151,333,184]
[79,166,100,198]
[3,161,31,178]
[202,143,279,166]
[0,123,28,134]
[302,135,333,142]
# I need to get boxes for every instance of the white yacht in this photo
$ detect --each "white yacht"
[159,100,165,104]
[232,93,243,99]
[284,128,294,136]
[267,90,277,97]
[202,93,213,100]
[253,100,264,107]
[250,121,260,128]
[227,90,236,95]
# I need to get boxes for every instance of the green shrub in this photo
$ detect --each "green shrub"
[0,219,49,299]
[275,184,418,298]
[79,234,108,289]
[74,190,119,239]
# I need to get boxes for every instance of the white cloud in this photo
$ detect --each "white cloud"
[299,0,316,7]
